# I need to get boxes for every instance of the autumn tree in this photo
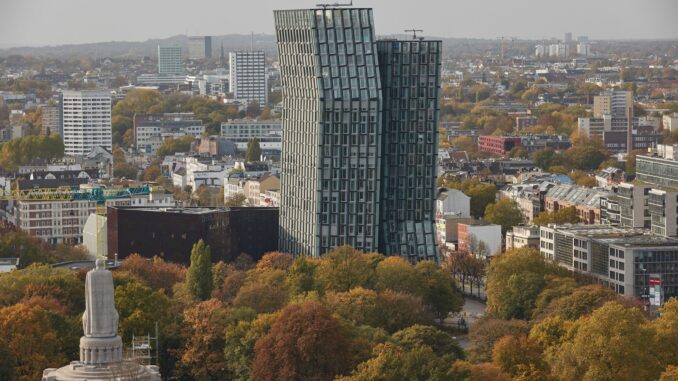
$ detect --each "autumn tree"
[233,281,288,313]
[532,206,580,226]
[223,312,279,381]
[467,317,530,363]
[392,324,464,362]
[492,335,548,380]
[186,240,213,301]
[255,251,294,272]
[484,198,524,235]
[315,245,375,292]
[224,193,247,207]
[252,301,352,381]
[0,303,66,381]
[118,254,185,295]
[374,256,421,295]
[156,135,195,157]
[178,299,230,380]
[549,302,662,381]
[285,256,318,296]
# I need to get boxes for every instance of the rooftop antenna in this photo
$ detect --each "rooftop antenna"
[405,29,424,40]
[316,0,352,9]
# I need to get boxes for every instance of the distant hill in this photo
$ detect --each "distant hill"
[0,34,279,59]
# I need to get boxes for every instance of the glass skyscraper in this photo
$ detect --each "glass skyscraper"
[274,7,441,262]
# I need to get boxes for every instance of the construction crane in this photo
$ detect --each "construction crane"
[0,185,156,262]
[496,36,516,61]
[405,29,424,40]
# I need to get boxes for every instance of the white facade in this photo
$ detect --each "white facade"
[229,51,267,105]
[664,113,678,132]
[577,43,591,57]
[60,90,112,156]
[221,119,282,151]
[539,225,556,261]
[158,45,184,75]
[134,113,204,155]
[436,188,471,218]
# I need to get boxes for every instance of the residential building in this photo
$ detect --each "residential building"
[158,45,184,75]
[457,222,502,257]
[60,90,112,156]
[40,105,60,135]
[229,51,267,106]
[616,182,651,229]
[436,188,471,219]
[478,135,570,156]
[664,113,678,132]
[435,215,475,251]
[274,7,441,261]
[577,43,591,56]
[220,119,282,152]
[515,116,537,131]
[243,175,280,206]
[506,225,539,249]
[196,136,237,157]
[134,113,203,154]
[188,36,212,60]
[544,184,608,224]
[648,188,678,237]
[539,224,678,303]
[107,206,278,263]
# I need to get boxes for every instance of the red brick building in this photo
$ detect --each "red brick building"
[478,136,522,156]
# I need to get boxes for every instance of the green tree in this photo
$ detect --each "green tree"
[114,281,172,342]
[486,248,563,320]
[392,324,464,361]
[186,240,213,301]
[223,312,278,381]
[245,138,262,162]
[285,256,318,296]
[531,148,562,170]
[415,260,463,323]
[484,198,524,235]
[374,256,421,295]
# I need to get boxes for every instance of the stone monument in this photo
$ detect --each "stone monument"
[43,258,161,380]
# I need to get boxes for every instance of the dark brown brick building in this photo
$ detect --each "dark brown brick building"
[107,206,278,264]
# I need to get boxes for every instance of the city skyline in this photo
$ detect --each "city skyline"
[1,0,677,48]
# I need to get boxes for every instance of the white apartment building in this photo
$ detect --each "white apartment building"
[220,119,281,151]
[577,43,591,57]
[158,45,184,75]
[60,90,112,156]
[229,51,267,105]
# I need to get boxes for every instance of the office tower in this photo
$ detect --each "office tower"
[60,90,112,156]
[158,45,184,74]
[229,51,267,106]
[377,39,441,260]
[274,7,441,261]
[188,36,212,59]
[564,32,572,44]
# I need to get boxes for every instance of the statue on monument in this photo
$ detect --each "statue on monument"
[82,258,119,338]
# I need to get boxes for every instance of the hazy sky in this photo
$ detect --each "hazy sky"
[1,0,677,47]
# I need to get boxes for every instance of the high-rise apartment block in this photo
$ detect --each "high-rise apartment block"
[188,36,212,59]
[274,7,441,261]
[158,45,184,75]
[229,51,267,106]
[59,90,112,156]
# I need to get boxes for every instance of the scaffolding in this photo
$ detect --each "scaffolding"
[130,323,159,366]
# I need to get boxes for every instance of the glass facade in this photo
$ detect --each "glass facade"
[274,8,441,261]
[377,40,440,261]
